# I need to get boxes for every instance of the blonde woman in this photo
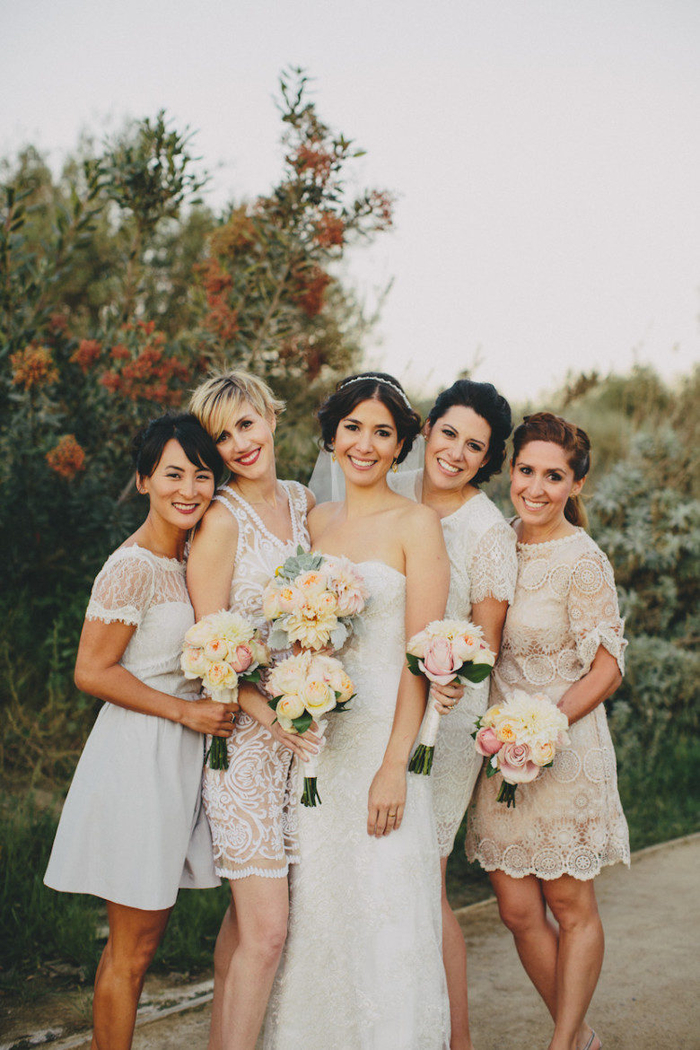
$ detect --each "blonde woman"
[187,371,317,1050]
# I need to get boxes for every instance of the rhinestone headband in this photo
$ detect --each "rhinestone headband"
[340,374,413,409]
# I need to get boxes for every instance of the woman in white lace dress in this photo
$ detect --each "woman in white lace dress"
[466,413,630,1050]
[44,414,234,1049]
[187,371,318,1050]
[390,379,517,1050]
[265,372,454,1050]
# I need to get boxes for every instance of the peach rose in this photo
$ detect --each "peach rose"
[204,637,230,661]
[475,726,502,756]
[229,644,253,673]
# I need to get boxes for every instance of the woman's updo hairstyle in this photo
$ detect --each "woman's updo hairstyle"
[317,372,422,465]
[511,411,591,528]
[131,413,224,487]
[426,379,512,485]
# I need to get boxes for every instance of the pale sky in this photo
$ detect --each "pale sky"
[3,0,699,401]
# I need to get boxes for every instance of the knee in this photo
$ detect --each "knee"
[104,932,160,983]
[497,898,534,936]
[243,912,288,967]
[546,886,600,933]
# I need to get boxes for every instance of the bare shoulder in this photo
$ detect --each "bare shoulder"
[396,498,441,533]
[192,496,239,544]
[308,499,339,533]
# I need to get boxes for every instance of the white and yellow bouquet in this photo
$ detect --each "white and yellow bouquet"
[407,619,496,775]
[262,546,368,652]
[474,689,570,806]
[267,649,355,806]
[181,610,271,770]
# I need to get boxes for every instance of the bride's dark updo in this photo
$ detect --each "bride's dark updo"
[317,372,422,464]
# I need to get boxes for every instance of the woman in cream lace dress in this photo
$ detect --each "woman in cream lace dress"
[265,373,453,1050]
[466,412,629,1050]
[390,379,516,1050]
[187,371,317,1050]
[45,414,233,1050]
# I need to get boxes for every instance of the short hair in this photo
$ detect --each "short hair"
[189,370,285,441]
[131,413,224,486]
[511,411,591,528]
[426,379,512,485]
[317,372,422,465]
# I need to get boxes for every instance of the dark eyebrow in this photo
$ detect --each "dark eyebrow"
[345,416,396,431]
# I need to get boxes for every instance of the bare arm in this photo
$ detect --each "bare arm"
[557,646,622,726]
[367,504,450,837]
[75,619,236,737]
[187,500,238,618]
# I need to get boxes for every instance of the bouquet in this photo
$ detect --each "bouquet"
[407,619,496,775]
[262,546,368,652]
[181,610,271,770]
[474,689,570,806]
[267,650,355,806]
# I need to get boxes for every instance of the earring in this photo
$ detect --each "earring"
[331,450,337,463]
[391,460,398,473]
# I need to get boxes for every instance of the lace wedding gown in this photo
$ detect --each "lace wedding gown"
[264,562,450,1050]
[390,471,517,854]
[466,528,630,879]
[44,546,219,910]
[201,481,309,879]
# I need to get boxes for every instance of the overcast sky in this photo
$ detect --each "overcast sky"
[3,0,699,401]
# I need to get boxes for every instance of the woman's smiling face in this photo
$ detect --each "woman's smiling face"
[333,397,403,486]
[137,438,215,530]
[423,405,491,493]
[510,440,584,532]
[214,400,276,479]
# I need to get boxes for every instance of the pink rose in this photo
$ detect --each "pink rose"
[498,742,540,784]
[475,726,502,757]
[419,637,459,684]
[229,644,253,673]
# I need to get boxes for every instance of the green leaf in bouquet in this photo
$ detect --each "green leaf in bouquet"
[329,622,348,649]
[268,695,282,710]
[458,662,493,684]
[243,668,262,683]
[292,710,314,734]
[276,546,324,579]
[406,653,422,676]
[485,757,499,778]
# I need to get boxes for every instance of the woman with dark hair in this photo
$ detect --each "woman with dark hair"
[265,373,454,1050]
[45,414,235,1050]
[467,412,629,1050]
[390,378,517,1050]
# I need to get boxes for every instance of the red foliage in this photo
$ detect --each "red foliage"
[46,434,86,480]
[294,144,332,181]
[11,345,59,390]
[98,326,189,405]
[293,265,331,317]
[367,190,395,230]
[315,211,345,248]
[70,339,102,373]
[110,343,130,360]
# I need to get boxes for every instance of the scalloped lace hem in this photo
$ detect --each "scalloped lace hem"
[86,609,140,626]
[466,847,630,881]
[215,858,299,881]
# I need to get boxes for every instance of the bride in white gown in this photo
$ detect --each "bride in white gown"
[264,373,453,1050]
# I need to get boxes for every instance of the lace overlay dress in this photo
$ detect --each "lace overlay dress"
[264,562,450,1050]
[466,527,631,880]
[201,480,310,880]
[44,546,219,910]
[390,471,517,855]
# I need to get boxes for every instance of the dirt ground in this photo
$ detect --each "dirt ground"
[4,834,699,1050]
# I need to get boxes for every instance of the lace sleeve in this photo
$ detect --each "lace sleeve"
[567,545,627,676]
[470,520,518,605]
[85,550,156,627]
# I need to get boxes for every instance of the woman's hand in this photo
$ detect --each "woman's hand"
[181,697,239,737]
[368,759,407,837]
[270,721,321,762]
[431,680,464,715]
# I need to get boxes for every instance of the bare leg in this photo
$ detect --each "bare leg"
[543,876,604,1050]
[440,857,474,1050]
[217,875,289,1050]
[208,903,239,1050]
[489,870,559,1019]
[90,901,171,1050]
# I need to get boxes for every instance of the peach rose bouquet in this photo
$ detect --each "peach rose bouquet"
[406,619,496,775]
[181,610,271,770]
[267,649,355,806]
[474,689,570,806]
[262,546,368,652]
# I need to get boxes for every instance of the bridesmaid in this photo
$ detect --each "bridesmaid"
[390,378,517,1050]
[44,413,234,1050]
[186,370,318,1050]
[466,412,630,1050]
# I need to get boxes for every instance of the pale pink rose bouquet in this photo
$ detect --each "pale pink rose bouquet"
[407,619,496,775]
[267,649,355,806]
[474,689,570,806]
[181,610,271,770]
[262,546,368,652]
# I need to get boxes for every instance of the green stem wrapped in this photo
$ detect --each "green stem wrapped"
[408,743,434,776]
[207,736,229,771]
[301,776,321,807]
[496,780,517,807]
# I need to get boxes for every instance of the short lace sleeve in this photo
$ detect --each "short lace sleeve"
[85,549,156,627]
[469,519,517,605]
[567,543,627,676]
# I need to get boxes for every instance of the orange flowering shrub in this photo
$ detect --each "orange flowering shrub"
[46,435,86,479]
[98,325,189,406]
[70,339,102,373]
[10,346,59,390]
[315,212,345,248]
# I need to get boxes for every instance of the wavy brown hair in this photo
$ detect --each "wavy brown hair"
[511,412,591,528]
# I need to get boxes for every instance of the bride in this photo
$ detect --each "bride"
[264,373,453,1050]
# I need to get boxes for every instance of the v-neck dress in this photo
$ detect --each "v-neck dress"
[201,480,310,880]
